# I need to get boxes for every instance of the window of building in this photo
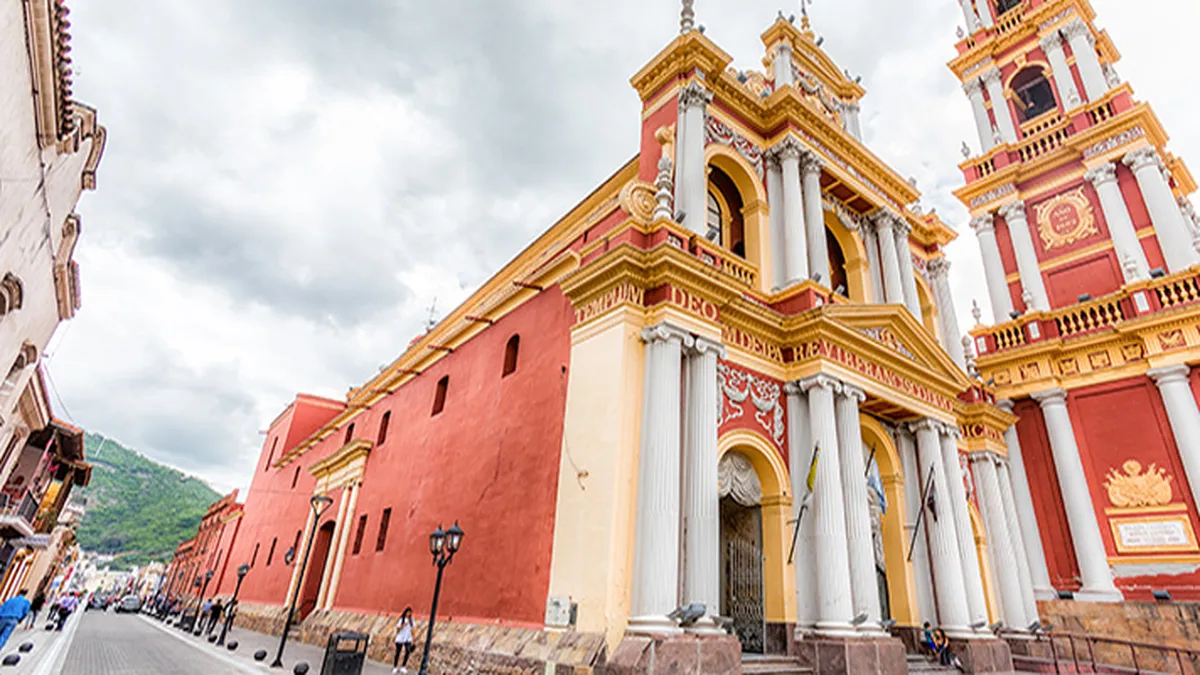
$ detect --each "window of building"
[251,543,260,568]
[502,335,520,377]
[376,508,392,552]
[265,437,278,472]
[431,376,448,416]
[707,167,746,258]
[344,423,355,445]
[1011,67,1058,122]
[291,466,301,489]
[377,411,391,446]
[352,515,368,555]
[827,229,848,298]
[266,537,277,566]
[995,0,1022,15]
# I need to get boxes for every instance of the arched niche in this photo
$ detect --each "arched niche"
[706,145,772,294]
[859,415,918,626]
[824,210,869,302]
[913,273,940,337]
[1007,64,1058,122]
[969,501,1001,625]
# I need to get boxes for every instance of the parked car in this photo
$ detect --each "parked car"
[114,595,140,613]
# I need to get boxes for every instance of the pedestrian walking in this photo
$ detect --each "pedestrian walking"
[207,599,224,635]
[0,591,32,650]
[54,593,77,631]
[392,607,415,673]
[23,592,44,630]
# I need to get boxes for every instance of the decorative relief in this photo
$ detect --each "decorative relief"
[1122,343,1146,361]
[1083,126,1146,160]
[1088,351,1112,370]
[1019,362,1042,380]
[1159,329,1186,351]
[1058,358,1079,376]
[573,283,645,324]
[717,361,785,449]
[969,184,1017,209]
[618,180,658,223]
[857,327,916,360]
[1105,460,1174,508]
[1035,188,1098,250]
[993,370,1012,385]
[705,116,765,179]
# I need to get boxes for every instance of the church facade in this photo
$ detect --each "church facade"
[179,1,1200,673]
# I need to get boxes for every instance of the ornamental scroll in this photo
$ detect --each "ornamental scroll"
[717,360,785,450]
[1035,187,1098,250]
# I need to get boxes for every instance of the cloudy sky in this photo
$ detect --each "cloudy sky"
[48,0,1200,492]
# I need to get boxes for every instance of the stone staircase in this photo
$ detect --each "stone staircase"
[741,653,811,674]
[906,652,958,673]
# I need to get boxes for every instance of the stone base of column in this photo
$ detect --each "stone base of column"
[626,615,683,637]
[947,636,1014,674]
[1074,587,1124,603]
[814,621,859,638]
[1034,587,1058,602]
[602,633,740,674]
[788,634,907,675]
[766,621,795,655]
[682,616,726,636]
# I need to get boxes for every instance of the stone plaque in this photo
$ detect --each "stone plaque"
[1035,187,1098,250]
[1111,515,1199,554]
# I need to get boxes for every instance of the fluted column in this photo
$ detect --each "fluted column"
[958,0,979,31]
[630,323,693,633]
[861,220,885,303]
[785,384,816,630]
[939,426,989,629]
[963,78,995,152]
[894,219,923,319]
[1031,389,1122,601]
[774,138,810,286]
[1000,200,1050,312]
[912,419,972,637]
[1063,19,1107,102]
[982,68,1018,144]
[971,454,1026,629]
[676,82,713,236]
[834,384,882,631]
[996,458,1042,621]
[996,400,1056,602]
[1147,365,1200,516]
[802,152,830,286]
[800,374,855,637]
[873,212,906,305]
[1125,148,1199,273]
[1085,163,1150,281]
[767,156,788,291]
[897,427,936,623]
[971,215,1015,321]
[1039,32,1081,108]
[928,257,965,367]
[976,0,996,27]
[682,336,725,628]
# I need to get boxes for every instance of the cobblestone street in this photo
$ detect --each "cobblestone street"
[61,611,252,674]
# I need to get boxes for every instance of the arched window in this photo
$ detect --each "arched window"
[1011,67,1057,122]
[707,167,746,258]
[432,376,448,416]
[377,411,391,446]
[502,335,520,377]
[827,229,848,298]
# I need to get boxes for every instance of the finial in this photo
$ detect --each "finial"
[971,299,982,325]
[653,158,675,221]
[1021,289,1034,313]
[956,26,965,39]
[962,335,980,378]
[961,141,972,159]
[991,125,1003,145]
[681,0,695,34]
[800,0,814,31]
[1121,254,1139,279]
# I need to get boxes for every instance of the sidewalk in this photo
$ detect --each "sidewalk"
[0,609,84,674]
[138,613,400,674]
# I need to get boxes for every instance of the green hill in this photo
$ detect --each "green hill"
[74,432,222,569]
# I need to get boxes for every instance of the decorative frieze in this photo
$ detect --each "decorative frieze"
[705,116,765,178]
[717,360,785,449]
[969,183,1017,209]
[1083,126,1146,160]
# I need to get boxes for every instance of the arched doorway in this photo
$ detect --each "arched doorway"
[719,451,765,653]
[299,521,336,620]
[859,416,919,627]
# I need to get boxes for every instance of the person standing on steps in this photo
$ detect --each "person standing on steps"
[392,607,415,673]
[0,591,32,650]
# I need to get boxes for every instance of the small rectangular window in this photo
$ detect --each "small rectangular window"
[264,437,279,472]
[344,423,355,445]
[376,508,392,552]
[291,466,301,489]
[377,411,391,446]
[251,543,260,568]
[432,377,448,416]
[352,515,368,555]
[266,537,277,566]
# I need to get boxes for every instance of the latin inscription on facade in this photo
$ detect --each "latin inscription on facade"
[574,283,645,324]
[1112,516,1198,553]
[793,339,955,411]
[1035,187,1098,250]
[669,286,720,322]
[722,325,784,362]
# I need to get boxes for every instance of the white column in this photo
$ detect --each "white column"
[897,427,937,624]
[316,485,351,609]
[800,374,855,637]
[894,219,923,319]
[323,481,360,610]
[873,212,906,305]
[862,221,885,304]
[982,68,1018,144]
[842,102,863,142]
[1039,31,1081,109]
[802,152,830,286]
[958,0,979,30]
[971,215,1015,322]
[773,43,794,89]
[1030,389,1122,601]
[1000,200,1050,312]
[1125,148,1200,273]
[682,336,724,627]
[996,400,1056,602]
[1147,365,1200,516]
[996,458,1043,622]
[928,257,966,367]
[1063,19,1107,103]
[767,157,788,291]
[963,78,996,152]
[785,384,817,630]
[1085,163,1150,281]
[912,419,972,637]
[834,384,882,631]
[774,138,810,286]
[971,454,1026,629]
[630,323,693,633]
[939,427,989,629]
[976,0,996,27]
[676,81,712,236]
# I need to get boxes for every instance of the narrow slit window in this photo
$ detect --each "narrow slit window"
[344,423,355,445]
[266,537,277,566]
[502,335,520,377]
[431,376,448,416]
[376,508,392,551]
[264,437,278,472]
[352,515,368,555]
[377,411,391,446]
[292,466,301,489]
[292,529,301,557]
[250,543,260,568]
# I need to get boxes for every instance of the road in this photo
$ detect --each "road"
[60,611,252,674]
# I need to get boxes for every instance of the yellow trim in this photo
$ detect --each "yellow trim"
[969,502,1000,626]
[309,439,372,492]
[1105,503,1189,516]
[1107,555,1200,565]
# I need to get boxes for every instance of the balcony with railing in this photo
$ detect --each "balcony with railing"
[0,491,40,539]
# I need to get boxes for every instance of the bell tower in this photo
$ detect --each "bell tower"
[954,0,1200,603]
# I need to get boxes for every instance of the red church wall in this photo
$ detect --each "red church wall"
[639,94,680,183]
[716,360,788,465]
[1044,252,1122,308]
[1012,399,1081,590]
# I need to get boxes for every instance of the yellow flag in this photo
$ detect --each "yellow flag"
[805,443,820,493]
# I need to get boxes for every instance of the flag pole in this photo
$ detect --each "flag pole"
[864,445,877,479]
[907,468,936,562]
[788,443,821,565]
[787,501,806,565]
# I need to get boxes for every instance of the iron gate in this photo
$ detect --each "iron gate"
[724,537,765,653]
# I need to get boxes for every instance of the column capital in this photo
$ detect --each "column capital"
[970,214,995,235]
[907,417,942,435]
[999,200,1028,222]
[1038,30,1065,52]
[870,209,901,233]
[783,381,805,397]
[1031,388,1068,408]
[800,150,824,177]
[688,334,727,359]
[939,422,962,440]
[980,66,1003,88]
[892,217,913,237]
[1084,162,1118,187]
[962,77,985,98]
[641,322,695,348]
[1147,364,1191,386]
[768,135,805,162]
[996,398,1015,414]
[968,449,1001,464]
[837,382,866,404]
[1062,17,1093,44]
[799,373,842,396]
[1122,146,1161,173]
[927,256,951,280]
[678,80,713,110]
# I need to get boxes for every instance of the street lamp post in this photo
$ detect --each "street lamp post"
[194,570,214,636]
[271,494,333,669]
[417,522,464,675]
[217,563,250,647]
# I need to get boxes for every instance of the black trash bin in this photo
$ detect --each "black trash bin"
[321,631,369,675]
[178,611,197,632]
